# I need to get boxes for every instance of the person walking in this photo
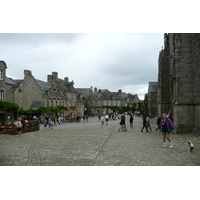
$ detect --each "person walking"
[129,115,134,128]
[49,119,54,130]
[86,115,89,122]
[98,115,101,122]
[118,114,127,132]
[101,115,105,125]
[160,113,175,148]
[141,116,149,132]
[146,114,153,131]
[105,114,109,125]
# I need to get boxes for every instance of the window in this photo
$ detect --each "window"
[0,90,4,100]
[0,70,3,80]
[47,101,49,107]
[117,101,120,106]
[54,91,58,97]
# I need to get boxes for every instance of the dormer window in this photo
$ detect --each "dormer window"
[0,69,3,80]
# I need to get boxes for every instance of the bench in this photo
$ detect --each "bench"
[3,125,18,134]
[2,121,40,135]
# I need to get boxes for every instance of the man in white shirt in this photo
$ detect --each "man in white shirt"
[105,114,109,125]
[15,119,23,136]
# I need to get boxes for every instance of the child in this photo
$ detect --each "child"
[49,120,54,130]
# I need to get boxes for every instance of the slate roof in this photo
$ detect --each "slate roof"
[92,89,129,100]
[36,79,54,92]
[12,79,23,91]
[36,79,66,100]
[5,77,15,85]
[75,88,92,98]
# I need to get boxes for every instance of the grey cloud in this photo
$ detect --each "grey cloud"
[1,33,164,99]
[0,33,86,46]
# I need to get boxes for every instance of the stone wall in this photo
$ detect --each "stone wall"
[158,33,200,134]
[5,83,15,103]
[15,70,45,110]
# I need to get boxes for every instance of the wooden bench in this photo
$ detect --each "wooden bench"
[4,125,17,134]
[2,121,40,135]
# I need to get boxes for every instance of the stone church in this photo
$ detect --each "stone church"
[157,33,200,134]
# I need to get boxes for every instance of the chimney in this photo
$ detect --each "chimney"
[65,77,69,82]
[47,75,53,83]
[98,89,102,95]
[24,70,32,76]
[94,87,97,92]
[52,72,58,79]
[118,89,122,96]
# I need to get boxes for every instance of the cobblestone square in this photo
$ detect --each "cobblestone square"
[0,117,200,166]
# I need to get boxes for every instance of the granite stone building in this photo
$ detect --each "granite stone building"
[147,82,158,118]
[76,87,140,115]
[0,61,16,123]
[158,33,200,134]
[13,70,84,116]
[1,60,141,120]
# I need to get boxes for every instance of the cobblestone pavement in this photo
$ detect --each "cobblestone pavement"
[0,116,200,166]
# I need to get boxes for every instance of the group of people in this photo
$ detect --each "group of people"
[114,111,176,149]
[117,114,134,132]
[15,111,176,148]
[99,114,110,125]
[98,113,116,123]
[98,113,134,131]
[76,115,89,123]
[141,114,153,132]
[141,113,175,149]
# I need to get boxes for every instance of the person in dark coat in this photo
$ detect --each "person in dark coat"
[141,116,149,132]
[118,114,127,132]
[129,115,134,128]
[156,116,162,131]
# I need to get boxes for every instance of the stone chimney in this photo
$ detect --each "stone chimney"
[65,77,69,82]
[47,75,53,83]
[24,70,32,76]
[94,87,97,92]
[98,89,102,95]
[52,72,58,79]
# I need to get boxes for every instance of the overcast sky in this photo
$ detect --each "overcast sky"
[0,33,164,100]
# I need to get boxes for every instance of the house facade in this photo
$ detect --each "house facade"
[76,87,140,115]
[0,61,16,124]
[13,70,84,116]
